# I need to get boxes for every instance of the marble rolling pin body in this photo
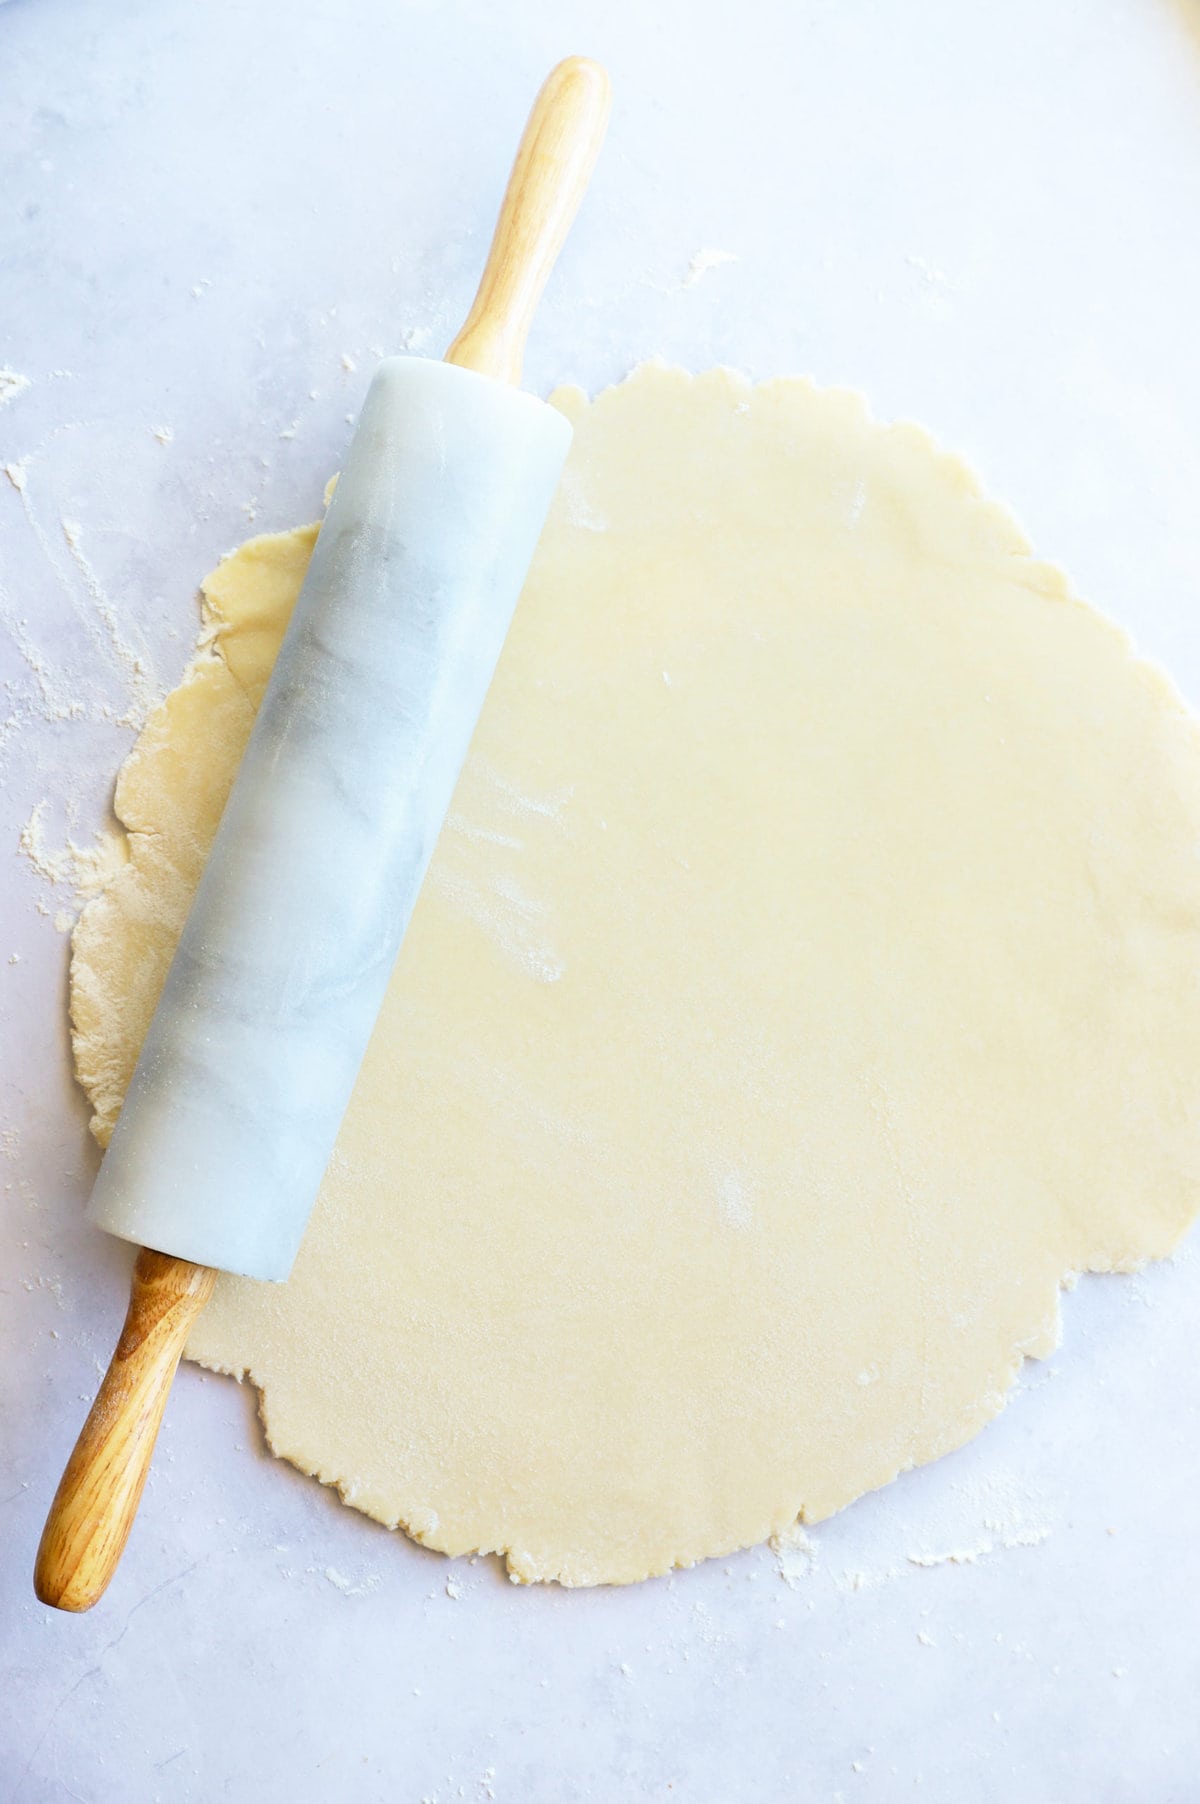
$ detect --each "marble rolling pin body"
[89,358,570,1280]
[35,53,611,1612]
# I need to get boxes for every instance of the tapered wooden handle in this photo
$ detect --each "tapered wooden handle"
[444,55,611,386]
[35,1248,217,1612]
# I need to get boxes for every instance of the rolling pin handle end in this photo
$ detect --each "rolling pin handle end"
[34,1248,217,1612]
[444,54,611,386]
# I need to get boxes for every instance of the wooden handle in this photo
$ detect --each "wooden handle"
[444,55,611,386]
[35,1248,216,1612]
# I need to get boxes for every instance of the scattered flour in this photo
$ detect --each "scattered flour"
[838,1565,900,1593]
[0,369,31,407]
[906,1523,1052,1567]
[321,1565,381,1597]
[3,464,163,734]
[904,1470,1056,1569]
[63,518,157,718]
[19,1273,65,1309]
[19,800,129,909]
[770,1523,819,1589]
[904,252,949,288]
[770,1467,1056,1591]
[682,247,739,289]
[902,253,954,321]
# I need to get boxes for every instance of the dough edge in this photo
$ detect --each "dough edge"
[68,363,1200,1586]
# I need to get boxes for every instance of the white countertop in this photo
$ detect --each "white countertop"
[3,1,1199,1798]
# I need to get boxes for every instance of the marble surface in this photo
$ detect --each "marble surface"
[2,0,1200,1799]
[90,358,568,1278]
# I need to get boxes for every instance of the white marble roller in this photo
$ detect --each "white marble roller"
[88,357,571,1279]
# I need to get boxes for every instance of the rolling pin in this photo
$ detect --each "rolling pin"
[35,54,611,1613]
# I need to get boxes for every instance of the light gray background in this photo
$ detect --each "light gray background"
[3,1,1199,1799]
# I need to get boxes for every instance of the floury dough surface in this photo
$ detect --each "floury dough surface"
[71,366,1200,1585]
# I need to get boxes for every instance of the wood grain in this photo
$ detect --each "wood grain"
[445,55,611,385]
[34,1250,217,1612]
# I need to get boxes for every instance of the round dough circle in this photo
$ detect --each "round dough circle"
[72,366,1200,1584]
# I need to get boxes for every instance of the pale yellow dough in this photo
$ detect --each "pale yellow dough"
[72,366,1200,1584]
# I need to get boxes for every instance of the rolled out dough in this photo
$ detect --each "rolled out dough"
[71,366,1200,1585]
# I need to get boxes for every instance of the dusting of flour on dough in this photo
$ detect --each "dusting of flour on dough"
[711,1162,755,1230]
[18,800,129,933]
[557,468,610,533]
[477,762,575,822]
[428,864,565,986]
